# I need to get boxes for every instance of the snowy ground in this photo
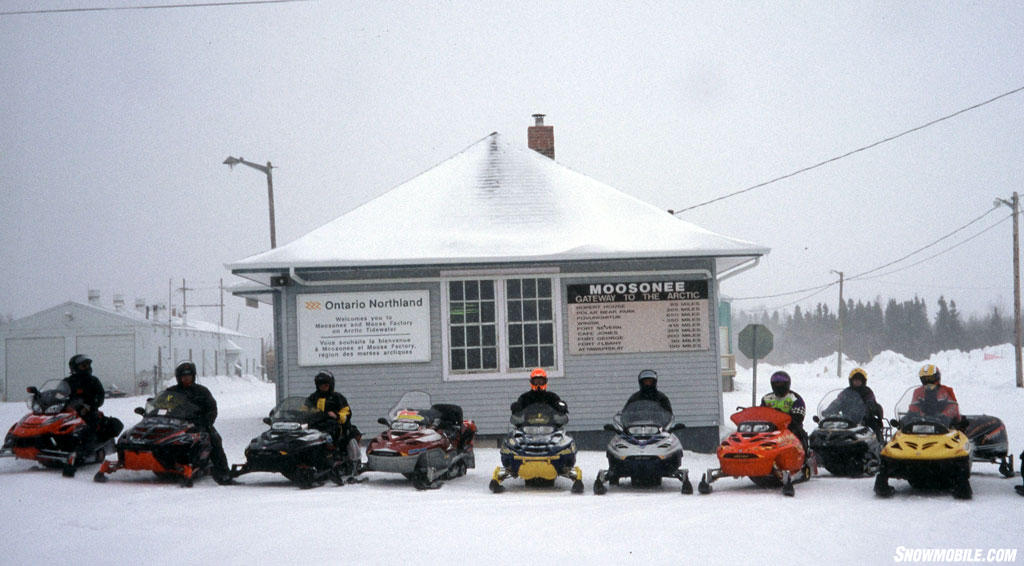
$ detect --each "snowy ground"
[2,346,1023,565]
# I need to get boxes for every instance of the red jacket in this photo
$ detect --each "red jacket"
[909,384,960,421]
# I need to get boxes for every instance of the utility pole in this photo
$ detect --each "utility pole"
[223,156,277,249]
[995,193,1023,388]
[831,270,845,378]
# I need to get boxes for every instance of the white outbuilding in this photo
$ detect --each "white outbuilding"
[229,120,768,450]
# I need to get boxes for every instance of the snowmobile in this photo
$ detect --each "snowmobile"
[490,402,584,494]
[93,389,213,487]
[874,386,972,499]
[593,399,692,494]
[809,388,883,477]
[1,380,115,477]
[962,414,1014,478]
[363,391,476,490]
[229,396,359,488]
[1017,451,1024,496]
[698,406,812,497]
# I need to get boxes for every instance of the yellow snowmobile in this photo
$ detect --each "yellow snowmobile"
[874,386,972,499]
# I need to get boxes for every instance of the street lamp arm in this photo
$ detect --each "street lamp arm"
[223,156,271,174]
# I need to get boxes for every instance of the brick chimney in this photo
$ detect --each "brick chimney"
[528,114,554,159]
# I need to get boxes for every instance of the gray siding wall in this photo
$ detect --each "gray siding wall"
[276,257,723,450]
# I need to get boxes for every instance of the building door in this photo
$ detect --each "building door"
[4,337,65,401]
[76,334,135,393]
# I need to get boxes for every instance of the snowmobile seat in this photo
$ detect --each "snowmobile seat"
[431,404,463,429]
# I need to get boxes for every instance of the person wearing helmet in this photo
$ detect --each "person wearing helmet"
[826,368,885,441]
[625,369,672,413]
[304,370,361,469]
[62,354,124,444]
[760,370,808,452]
[510,368,568,414]
[166,361,232,484]
[909,364,963,425]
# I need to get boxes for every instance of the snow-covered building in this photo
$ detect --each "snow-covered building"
[0,293,263,401]
[228,119,768,451]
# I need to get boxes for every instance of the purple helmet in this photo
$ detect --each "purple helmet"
[770,371,791,396]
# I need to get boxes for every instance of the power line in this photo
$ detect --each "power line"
[673,85,1024,215]
[0,0,310,16]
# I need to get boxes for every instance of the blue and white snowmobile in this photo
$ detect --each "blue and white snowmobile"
[593,399,691,494]
[490,402,583,494]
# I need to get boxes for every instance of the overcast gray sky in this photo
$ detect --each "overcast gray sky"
[2,1,1023,340]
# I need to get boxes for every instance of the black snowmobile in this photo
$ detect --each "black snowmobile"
[593,399,691,494]
[230,396,360,489]
[962,414,1014,478]
[1016,450,1024,496]
[809,388,883,477]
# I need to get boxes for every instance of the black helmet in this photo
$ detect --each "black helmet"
[770,371,791,396]
[175,361,197,385]
[848,367,867,388]
[314,370,335,392]
[69,354,92,374]
[638,369,658,391]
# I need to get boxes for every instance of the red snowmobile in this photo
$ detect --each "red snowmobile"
[1,380,115,477]
[364,391,476,490]
[698,406,813,496]
[93,389,213,487]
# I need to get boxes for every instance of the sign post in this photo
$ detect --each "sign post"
[738,324,774,407]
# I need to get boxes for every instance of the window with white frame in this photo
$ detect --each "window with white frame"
[443,274,561,380]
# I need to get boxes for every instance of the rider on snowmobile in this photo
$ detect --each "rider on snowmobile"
[304,370,361,469]
[166,361,233,484]
[510,368,568,414]
[62,354,123,443]
[625,369,672,413]
[825,367,884,441]
[909,364,963,427]
[760,371,808,451]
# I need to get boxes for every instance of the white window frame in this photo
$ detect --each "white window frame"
[441,269,564,381]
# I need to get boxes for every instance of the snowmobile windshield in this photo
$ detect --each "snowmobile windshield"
[511,402,568,429]
[893,386,956,429]
[28,380,71,414]
[274,396,329,425]
[144,390,203,422]
[616,400,672,434]
[387,391,432,420]
[816,388,867,426]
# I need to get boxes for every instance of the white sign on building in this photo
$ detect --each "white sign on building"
[296,290,431,366]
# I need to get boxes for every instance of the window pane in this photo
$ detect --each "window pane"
[537,278,551,297]
[450,302,464,324]
[481,301,495,323]
[466,326,480,347]
[449,281,463,300]
[467,348,481,369]
[538,300,552,321]
[465,280,479,300]
[523,300,537,321]
[482,325,496,346]
[508,324,522,346]
[509,347,523,369]
[507,300,522,322]
[522,278,536,298]
[451,350,465,371]
[466,302,479,323]
[480,280,494,300]
[507,279,521,299]
[540,346,554,366]
[483,347,497,369]
[524,323,538,344]
[450,327,465,347]
[539,323,553,344]
[524,346,539,367]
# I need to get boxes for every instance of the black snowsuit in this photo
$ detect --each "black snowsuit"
[62,370,123,442]
[625,388,673,413]
[305,389,356,447]
[510,390,567,414]
[165,382,230,478]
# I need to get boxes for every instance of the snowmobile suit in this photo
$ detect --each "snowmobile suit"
[62,370,123,442]
[909,384,961,422]
[511,389,567,414]
[761,391,808,450]
[828,385,884,441]
[305,390,354,447]
[625,388,672,413]
[165,382,230,478]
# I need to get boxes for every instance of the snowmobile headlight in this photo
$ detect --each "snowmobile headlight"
[550,432,564,444]
[523,425,554,435]
[271,422,301,432]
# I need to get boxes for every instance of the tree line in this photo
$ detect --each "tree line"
[733,296,1013,365]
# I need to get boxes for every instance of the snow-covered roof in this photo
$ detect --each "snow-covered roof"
[227,133,768,275]
[6,300,251,338]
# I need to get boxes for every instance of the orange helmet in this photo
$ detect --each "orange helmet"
[530,368,548,391]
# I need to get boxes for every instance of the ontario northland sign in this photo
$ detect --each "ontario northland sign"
[296,290,430,366]
[567,280,710,355]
